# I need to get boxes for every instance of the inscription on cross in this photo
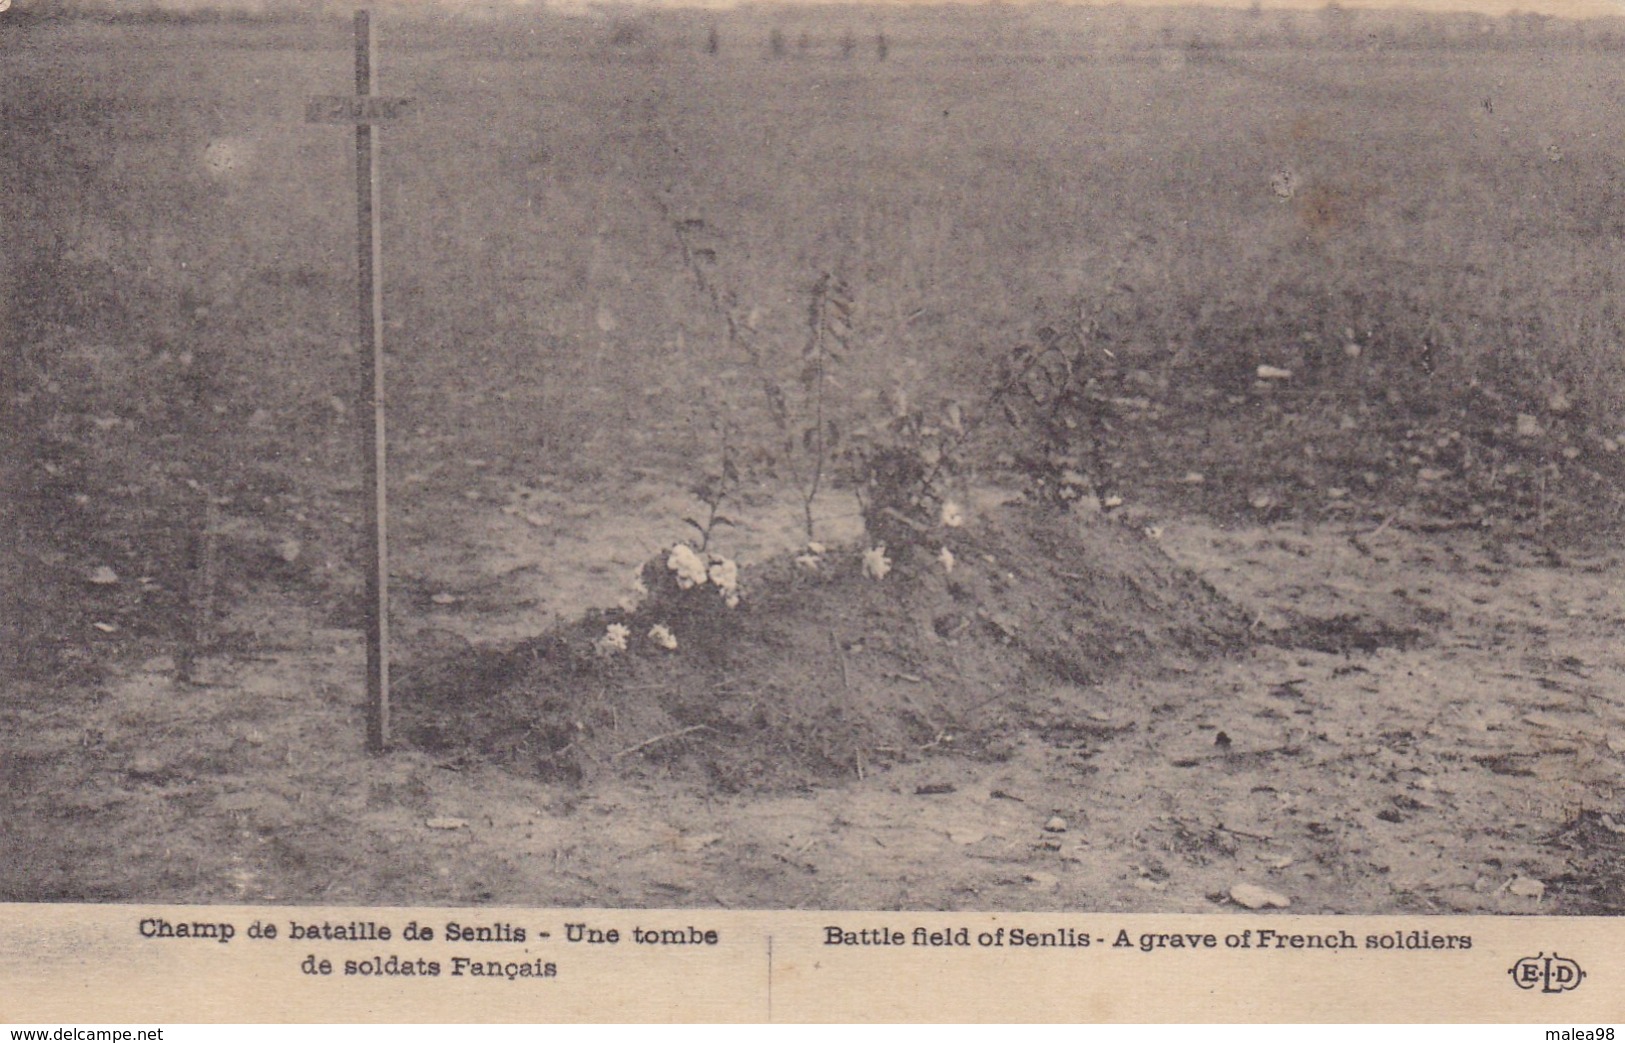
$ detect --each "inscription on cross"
[305,95,416,125]
[306,10,416,754]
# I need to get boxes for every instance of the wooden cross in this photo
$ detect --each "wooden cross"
[307,10,414,754]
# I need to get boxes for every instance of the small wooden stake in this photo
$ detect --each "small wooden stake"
[354,11,389,753]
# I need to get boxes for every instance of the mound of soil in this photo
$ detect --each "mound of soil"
[397,503,1249,791]
[1053,355,1625,541]
[1543,811,1625,915]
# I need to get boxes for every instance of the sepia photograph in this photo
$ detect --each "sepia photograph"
[4,0,1624,928]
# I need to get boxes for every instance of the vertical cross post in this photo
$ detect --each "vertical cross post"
[310,12,415,753]
[354,9,389,754]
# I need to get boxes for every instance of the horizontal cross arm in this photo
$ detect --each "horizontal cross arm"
[305,95,416,124]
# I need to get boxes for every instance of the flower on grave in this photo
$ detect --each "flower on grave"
[708,554,741,607]
[648,624,678,650]
[862,545,892,581]
[667,543,708,590]
[940,501,965,528]
[597,623,631,655]
[707,556,739,596]
[938,546,955,573]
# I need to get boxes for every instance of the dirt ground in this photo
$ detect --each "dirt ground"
[6,476,1623,914]
[7,9,1625,917]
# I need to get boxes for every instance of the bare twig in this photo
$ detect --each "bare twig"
[614,724,711,759]
[829,628,850,689]
[1365,514,1396,539]
[879,505,930,534]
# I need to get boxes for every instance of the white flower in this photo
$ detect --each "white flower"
[938,546,955,573]
[596,623,630,655]
[648,624,678,650]
[795,554,821,571]
[667,544,708,589]
[724,591,740,609]
[940,501,965,528]
[862,545,892,581]
[806,541,827,555]
[707,555,739,595]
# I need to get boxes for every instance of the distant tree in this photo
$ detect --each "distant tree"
[1277,9,1300,45]
[706,25,719,55]
[770,27,786,57]
[1516,12,1553,34]
[840,28,856,58]
[797,30,811,54]
[1243,1,1265,45]
[876,30,888,60]
[1319,0,1351,44]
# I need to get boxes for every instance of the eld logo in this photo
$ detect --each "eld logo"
[1509,953,1586,993]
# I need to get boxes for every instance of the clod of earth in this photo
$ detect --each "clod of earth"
[1229,883,1292,910]
[1507,876,1546,899]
